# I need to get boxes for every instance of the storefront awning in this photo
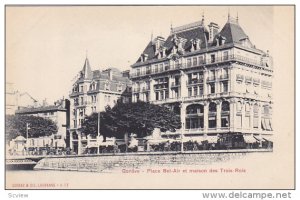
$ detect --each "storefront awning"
[206,136,219,143]
[263,135,273,142]
[243,135,258,143]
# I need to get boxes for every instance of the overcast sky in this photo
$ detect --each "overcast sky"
[6,6,273,103]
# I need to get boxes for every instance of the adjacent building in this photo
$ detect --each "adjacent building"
[15,98,70,149]
[6,82,40,115]
[69,58,132,154]
[130,14,273,143]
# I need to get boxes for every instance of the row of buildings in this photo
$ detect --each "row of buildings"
[7,13,273,154]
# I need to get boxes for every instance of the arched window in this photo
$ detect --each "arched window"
[221,101,230,112]
[209,102,217,112]
[186,104,204,114]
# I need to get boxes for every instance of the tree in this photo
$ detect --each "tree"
[80,101,181,141]
[5,115,58,142]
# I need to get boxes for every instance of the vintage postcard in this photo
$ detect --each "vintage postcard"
[5,5,295,189]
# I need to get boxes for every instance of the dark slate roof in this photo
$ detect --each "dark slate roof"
[211,20,251,46]
[134,19,258,64]
[164,26,209,52]
[136,25,209,63]
[15,105,66,114]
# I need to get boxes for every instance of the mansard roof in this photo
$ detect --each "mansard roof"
[134,17,259,65]
[211,18,252,47]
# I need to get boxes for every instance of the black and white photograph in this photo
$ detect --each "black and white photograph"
[4,5,295,191]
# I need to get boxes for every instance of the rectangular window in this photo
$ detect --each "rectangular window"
[187,58,192,67]
[193,57,197,66]
[223,82,228,93]
[165,91,169,99]
[210,83,215,94]
[146,66,151,74]
[155,92,159,100]
[198,56,204,64]
[208,116,216,128]
[193,86,198,96]
[223,51,229,60]
[199,85,203,95]
[164,62,169,70]
[175,60,179,68]
[160,91,164,100]
[188,88,192,97]
[136,68,140,76]
[80,86,83,92]
[211,54,216,63]
[159,64,164,72]
[155,65,158,73]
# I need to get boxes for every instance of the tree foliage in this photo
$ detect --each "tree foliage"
[5,115,58,142]
[80,101,181,140]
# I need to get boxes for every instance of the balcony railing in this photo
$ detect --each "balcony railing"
[130,54,265,78]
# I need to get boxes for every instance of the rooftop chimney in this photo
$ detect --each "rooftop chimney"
[208,22,219,42]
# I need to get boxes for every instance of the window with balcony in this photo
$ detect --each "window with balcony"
[80,97,84,105]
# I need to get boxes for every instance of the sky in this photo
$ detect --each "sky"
[6,6,274,103]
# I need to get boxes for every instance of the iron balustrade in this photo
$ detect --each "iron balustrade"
[130,54,264,78]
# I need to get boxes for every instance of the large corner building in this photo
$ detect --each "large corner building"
[130,15,273,142]
[69,58,132,153]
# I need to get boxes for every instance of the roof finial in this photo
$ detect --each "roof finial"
[236,12,239,23]
[86,49,88,59]
[170,21,173,34]
[228,8,231,21]
[202,11,205,24]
